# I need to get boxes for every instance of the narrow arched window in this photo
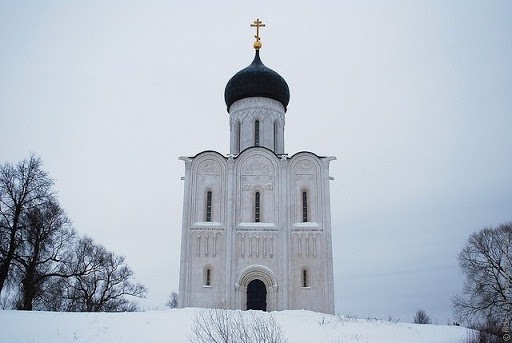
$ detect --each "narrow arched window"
[237,121,241,153]
[205,268,211,286]
[302,190,308,222]
[302,269,308,287]
[254,120,260,146]
[206,191,212,222]
[273,121,278,151]
[255,191,261,222]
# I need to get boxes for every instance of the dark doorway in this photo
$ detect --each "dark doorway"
[246,279,267,311]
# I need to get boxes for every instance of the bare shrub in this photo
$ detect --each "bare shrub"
[166,291,178,309]
[190,307,239,343]
[248,311,286,343]
[189,307,287,343]
[414,309,432,324]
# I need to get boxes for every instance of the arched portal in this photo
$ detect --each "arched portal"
[247,279,267,311]
[235,265,278,311]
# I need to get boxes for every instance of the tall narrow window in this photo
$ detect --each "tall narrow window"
[302,190,308,222]
[302,269,308,287]
[206,191,212,222]
[237,121,241,153]
[254,120,260,146]
[255,191,261,222]
[206,268,211,286]
[273,122,278,151]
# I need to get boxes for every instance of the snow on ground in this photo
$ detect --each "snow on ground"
[0,308,471,343]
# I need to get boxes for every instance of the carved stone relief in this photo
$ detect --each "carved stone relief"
[295,233,319,259]
[193,232,221,258]
[243,158,272,175]
[198,160,221,174]
[238,232,274,259]
[295,160,314,174]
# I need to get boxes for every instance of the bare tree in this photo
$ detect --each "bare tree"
[453,222,512,324]
[0,155,54,295]
[413,309,432,324]
[189,307,287,343]
[166,291,178,308]
[61,236,146,312]
[0,155,147,312]
[12,200,75,310]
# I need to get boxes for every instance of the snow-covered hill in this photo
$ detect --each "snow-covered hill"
[0,308,470,343]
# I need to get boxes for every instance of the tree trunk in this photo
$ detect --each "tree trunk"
[0,257,12,294]
[0,208,22,294]
[20,259,38,311]
[20,226,43,311]
[0,229,18,293]
[21,281,35,311]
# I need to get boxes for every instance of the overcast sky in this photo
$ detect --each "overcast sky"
[1,1,511,323]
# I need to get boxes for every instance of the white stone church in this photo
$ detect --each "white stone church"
[178,20,335,314]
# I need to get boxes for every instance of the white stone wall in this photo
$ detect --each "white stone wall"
[178,148,335,314]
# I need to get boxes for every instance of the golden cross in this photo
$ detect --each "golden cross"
[250,18,265,43]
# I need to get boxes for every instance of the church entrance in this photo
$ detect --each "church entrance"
[246,279,267,311]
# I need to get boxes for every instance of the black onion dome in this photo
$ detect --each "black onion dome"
[224,50,290,112]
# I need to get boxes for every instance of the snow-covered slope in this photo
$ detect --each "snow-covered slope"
[0,308,470,343]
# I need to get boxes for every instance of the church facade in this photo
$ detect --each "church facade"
[178,20,335,314]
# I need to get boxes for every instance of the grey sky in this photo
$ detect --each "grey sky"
[1,1,511,323]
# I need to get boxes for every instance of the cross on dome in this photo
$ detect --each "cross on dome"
[250,19,265,50]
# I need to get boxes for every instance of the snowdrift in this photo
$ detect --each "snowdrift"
[0,308,470,343]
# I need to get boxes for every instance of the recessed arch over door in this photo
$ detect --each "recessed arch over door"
[235,265,278,311]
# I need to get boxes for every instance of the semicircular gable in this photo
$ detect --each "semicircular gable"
[191,152,227,175]
[289,153,322,175]
[236,149,279,175]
